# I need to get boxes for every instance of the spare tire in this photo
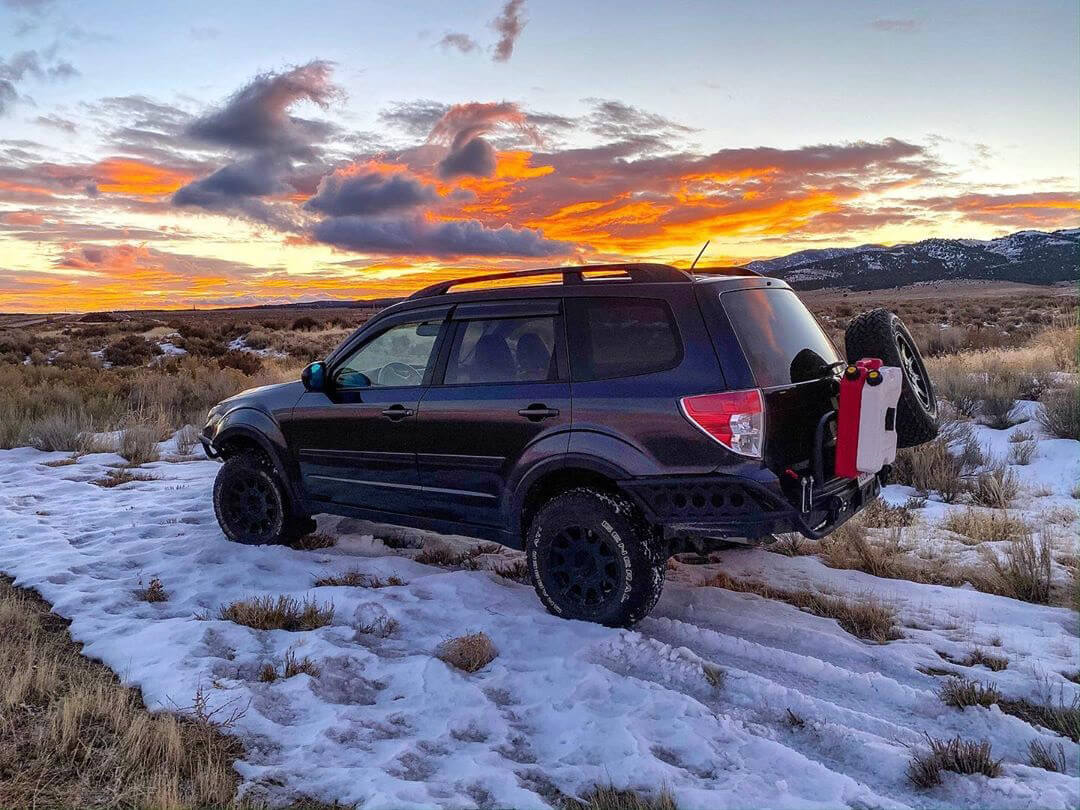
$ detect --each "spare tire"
[845,309,938,448]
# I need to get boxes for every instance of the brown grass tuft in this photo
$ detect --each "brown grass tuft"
[907,735,1002,788]
[940,508,1029,543]
[134,576,168,603]
[436,632,498,673]
[702,664,726,690]
[1038,385,1080,440]
[119,423,161,465]
[970,464,1020,509]
[960,648,1008,672]
[565,786,678,810]
[977,530,1052,604]
[939,677,1001,709]
[1027,740,1068,773]
[354,615,399,638]
[314,570,405,588]
[857,498,915,529]
[91,468,159,488]
[286,531,336,551]
[216,594,334,631]
[257,649,320,683]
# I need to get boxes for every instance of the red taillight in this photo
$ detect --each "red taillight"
[680,389,765,458]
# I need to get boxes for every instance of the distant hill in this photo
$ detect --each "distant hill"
[744,228,1080,290]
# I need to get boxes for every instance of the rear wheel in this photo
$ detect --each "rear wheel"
[213,453,308,545]
[526,488,665,627]
[845,308,939,448]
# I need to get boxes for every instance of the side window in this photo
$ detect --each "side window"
[568,297,681,381]
[333,320,441,388]
[443,316,557,385]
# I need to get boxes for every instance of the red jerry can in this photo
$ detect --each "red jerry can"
[835,358,902,479]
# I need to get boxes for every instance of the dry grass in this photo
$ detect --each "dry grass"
[314,570,405,588]
[1008,427,1035,443]
[960,648,1008,672]
[856,498,915,529]
[354,615,399,638]
[977,530,1052,604]
[998,692,1080,743]
[940,508,1030,544]
[286,531,336,551]
[91,468,160,488]
[565,786,678,810]
[1007,440,1037,465]
[436,632,498,673]
[174,424,200,455]
[1027,740,1068,773]
[0,576,246,808]
[765,533,819,557]
[257,649,320,683]
[216,594,334,631]
[907,735,1002,788]
[704,570,901,643]
[939,677,1002,709]
[702,664,726,690]
[134,576,168,603]
[969,464,1020,509]
[785,708,806,728]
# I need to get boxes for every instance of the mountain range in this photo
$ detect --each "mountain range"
[741,228,1079,290]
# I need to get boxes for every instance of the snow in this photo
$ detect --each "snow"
[0,416,1077,807]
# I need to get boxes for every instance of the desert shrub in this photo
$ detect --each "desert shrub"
[907,736,1001,787]
[285,531,336,551]
[174,424,199,455]
[940,509,1029,543]
[436,632,498,673]
[291,316,318,331]
[314,570,404,588]
[969,464,1019,508]
[978,376,1020,428]
[53,349,103,370]
[176,334,228,357]
[857,498,914,528]
[1038,385,1080,440]
[892,438,969,502]
[26,408,92,452]
[216,595,334,631]
[999,692,1080,743]
[1028,740,1067,773]
[1008,428,1034,443]
[218,350,263,375]
[1007,440,1037,465]
[960,648,1008,672]
[119,424,161,465]
[103,334,161,367]
[241,329,272,350]
[978,530,1052,604]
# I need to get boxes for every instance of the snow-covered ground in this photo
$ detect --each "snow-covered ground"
[0,418,1077,809]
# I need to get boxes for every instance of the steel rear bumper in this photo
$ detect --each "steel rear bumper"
[621,470,884,546]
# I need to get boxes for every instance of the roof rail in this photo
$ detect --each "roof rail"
[408,263,692,299]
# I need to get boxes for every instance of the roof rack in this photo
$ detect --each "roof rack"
[409,263,693,299]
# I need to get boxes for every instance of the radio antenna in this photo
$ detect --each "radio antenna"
[689,240,710,271]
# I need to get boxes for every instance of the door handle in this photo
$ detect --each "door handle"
[381,404,414,421]
[518,404,559,421]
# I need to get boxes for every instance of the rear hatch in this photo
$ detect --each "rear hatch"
[717,287,842,480]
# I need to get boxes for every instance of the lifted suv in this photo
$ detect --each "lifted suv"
[202,264,938,626]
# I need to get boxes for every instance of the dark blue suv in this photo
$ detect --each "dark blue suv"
[201,264,937,625]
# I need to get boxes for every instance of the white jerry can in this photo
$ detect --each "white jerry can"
[855,366,903,474]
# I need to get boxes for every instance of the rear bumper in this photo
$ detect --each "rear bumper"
[621,470,883,547]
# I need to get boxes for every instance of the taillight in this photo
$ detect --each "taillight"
[680,389,765,458]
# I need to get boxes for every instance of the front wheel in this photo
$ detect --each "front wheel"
[213,453,305,545]
[526,488,665,627]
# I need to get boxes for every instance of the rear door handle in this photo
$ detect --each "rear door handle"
[518,404,559,421]
[381,404,414,421]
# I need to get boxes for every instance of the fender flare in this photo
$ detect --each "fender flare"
[211,409,303,507]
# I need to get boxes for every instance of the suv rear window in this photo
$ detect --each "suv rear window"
[721,288,840,387]
[567,297,681,381]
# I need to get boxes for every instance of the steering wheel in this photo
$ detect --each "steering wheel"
[377,361,422,386]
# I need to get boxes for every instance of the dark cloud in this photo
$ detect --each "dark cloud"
[185,60,340,157]
[0,81,16,115]
[428,101,540,178]
[439,32,478,53]
[491,0,527,62]
[870,18,921,33]
[437,134,496,179]
[305,169,436,217]
[34,113,76,132]
[173,154,290,206]
[312,215,570,257]
[0,49,78,115]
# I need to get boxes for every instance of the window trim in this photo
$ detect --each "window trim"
[431,311,567,387]
[565,296,684,382]
[328,310,451,391]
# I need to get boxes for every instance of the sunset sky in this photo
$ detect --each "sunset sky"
[1,0,1077,312]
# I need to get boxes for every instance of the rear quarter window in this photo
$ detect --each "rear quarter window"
[721,288,840,387]
[567,297,682,381]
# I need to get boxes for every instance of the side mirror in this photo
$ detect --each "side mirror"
[301,361,327,392]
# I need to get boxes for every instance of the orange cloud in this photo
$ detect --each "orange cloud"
[93,158,196,197]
